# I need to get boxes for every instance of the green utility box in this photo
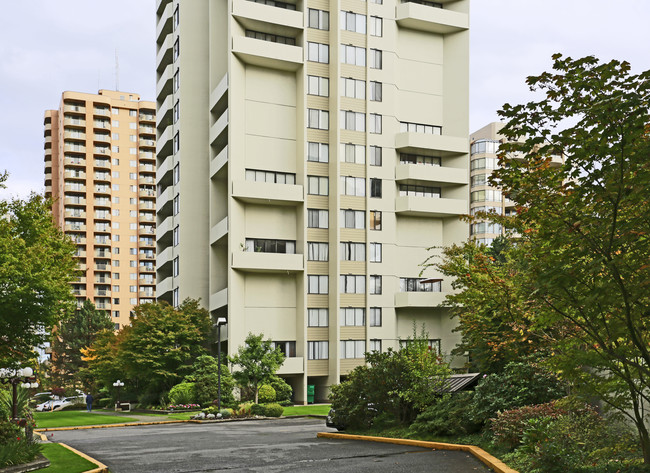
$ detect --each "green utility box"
[307,384,315,404]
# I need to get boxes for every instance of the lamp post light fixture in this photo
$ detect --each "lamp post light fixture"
[213,317,227,410]
[0,367,38,421]
[113,379,125,408]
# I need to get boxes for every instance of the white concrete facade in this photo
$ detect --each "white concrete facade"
[155,0,469,403]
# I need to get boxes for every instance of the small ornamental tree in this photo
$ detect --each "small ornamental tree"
[229,333,285,404]
[183,355,236,406]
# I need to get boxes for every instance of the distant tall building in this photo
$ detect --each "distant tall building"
[155,0,469,402]
[44,90,157,329]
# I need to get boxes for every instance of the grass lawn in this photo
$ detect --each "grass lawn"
[38,443,99,473]
[282,404,331,416]
[34,410,137,429]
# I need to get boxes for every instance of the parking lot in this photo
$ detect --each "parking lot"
[50,417,492,472]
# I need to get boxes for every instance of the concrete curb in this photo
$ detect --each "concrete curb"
[35,419,194,432]
[58,443,109,473]
[316,432,518,473]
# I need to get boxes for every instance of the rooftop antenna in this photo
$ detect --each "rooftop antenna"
[115,49,120,91]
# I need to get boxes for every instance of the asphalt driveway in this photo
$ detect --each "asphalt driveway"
[50,417,492,472]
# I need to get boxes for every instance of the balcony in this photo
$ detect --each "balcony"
[64,118,86,128]
[276,357,304,375]
[94,263,112,271]
[139,164,156,174]
[232,180,303,205]
[94,185,111,196]
[64,184,86,193]
[157,95,173,132]
[94,133,111,144]
[210,217,228,245]
[157,63,173,101]
[395,164,467,186]
[232,251,303,273]
[94,159,111,170]
[156,245,173,272]
[64,223,86,232]
[64,170,86,180]
[209,288,228,311]
[93,120,110,130]
[395,291,447,308]
[94,172,111,182]
[156,186,173,218]
[395,195,467,217]
[64,144,86,153]
[209,110,228,147]
[139,188,156,199]
[395,133,468,156]
[157,216,174,240]
[139,112,156,123]
[156,1,173,43]
[94,147,111,156]
[396,2,468,34]
[93,107,110,117]
[157,276,173,297]
[233,0,303,31]
[156,33,173,72]
[140,138,156,148]
[157,126,173,159]
[64,131,86,140]
[232,35,303,72]
[140,125,156,136]
[64,197,86,206]
[64,104,86,114]
[64,209,86,218]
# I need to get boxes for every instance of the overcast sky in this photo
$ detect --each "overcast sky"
[1,0,648,199]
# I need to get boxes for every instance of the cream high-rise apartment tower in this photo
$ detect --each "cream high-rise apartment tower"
[155,0,469,402]
[45,90,157,329]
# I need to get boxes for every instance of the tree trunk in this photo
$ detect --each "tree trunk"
[254,386,258,404]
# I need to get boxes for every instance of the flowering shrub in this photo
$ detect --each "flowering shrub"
[167,404,201,410]
[491,399,568,449]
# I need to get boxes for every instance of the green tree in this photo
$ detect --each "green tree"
[51,299,114,390]
[183,355,236,406]
[229,333,285,403]
[0,178,78,366]
[438,55,650,462]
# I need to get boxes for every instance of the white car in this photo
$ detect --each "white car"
[35,398,73,412]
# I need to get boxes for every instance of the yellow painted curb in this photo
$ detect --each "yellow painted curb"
[59,442,109,473]
[316,432,518,473]
[36,419,195,432]
[34,430,48,442]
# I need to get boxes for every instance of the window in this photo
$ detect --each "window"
[340,308,365,326]
[173,164,180,184]
[112,311,120,318]
[272,341,296,357]
[340,111,365,132]
[400,184,441,198]
[173,100,180,123]
[173,38,180,61]
[370,179,382,198]
[341,340,366,359]
[341,45,366,66]
[400,121,442,135]
[370,16,383,36]
[370,339,382,352]
[308,341,329,360]
[113,272,120,279]
[308,176,329,195]
[307,42,329,63]
[369,113,382,134]
[308,242,329,261]
[112,133,119,139]
[173,4,180,28]
[471,139,501,156]
[370,242,382,262]
[173,257,180,277]
[308,142,329,163]
[129,173,137,180]
[370,307,382,326]
[340,209,365,229]
[341,275,365,294]
[400,277,442,292]
[173,69,180,92]
[470,157,499,171]
[112,286,120,293]
[245,169,296,184]
[340,143,365,164]
[340,11,366,33]
[371,0,383,4]
[173,195,180,215]
[400,153,441,166]
[308,209,329,228]
[173,225,180,246]
[308,275,329,294]
[370,275,382,294]
[370,146,382,166]
[112,146,119,153]
[308,308,328,327]
[340,77,365,99]
[129,285,137,293]
[340,242,365,261]
[173,132,180,153]
[245,238,296,254]
[345,176,370,199]
[308,109,329,130]
[471,174,488,187]
[471,222,502,235]
[369,49,382,69]
[370,211,382,230]
[308,76,329,97]
[308,9,329,30]
[470,189,502,203]
[370,81,382,101]
[245,30,296,45]
[173,288,179,307]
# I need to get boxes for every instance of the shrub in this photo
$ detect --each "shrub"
[0,439,41,468]
[491,400,569,449]
[409,391,481,438]
[168,382,196,405]
[184,355,236,406]
[219,408,233,419]
[234,402,253,418]
[258,385,276,403]
[96,397,112,408]
[470,361,566,426]
[265,403,284,417]
[251,403,267,416]
[202,406,220,416]
[0,422,22,445]
[269,377,292,402]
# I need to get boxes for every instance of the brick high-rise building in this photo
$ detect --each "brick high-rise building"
[155,0,470,402]
[44,90,157,329]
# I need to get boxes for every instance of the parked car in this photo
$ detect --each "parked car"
[325,408,345,431]
[35,398,76,412]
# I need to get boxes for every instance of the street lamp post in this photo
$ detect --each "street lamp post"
[113,380,125,409]
[0,367,38,420]
[213,317,227,410]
